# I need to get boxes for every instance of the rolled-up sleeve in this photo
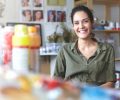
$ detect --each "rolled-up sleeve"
[106,46,116,82]
[53,48,66,79]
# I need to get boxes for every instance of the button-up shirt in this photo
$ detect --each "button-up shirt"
[53,41,116,86]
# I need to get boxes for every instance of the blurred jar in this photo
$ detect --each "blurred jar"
[28,26,41,72]
[0,26,14,71]
[12,25,30,73]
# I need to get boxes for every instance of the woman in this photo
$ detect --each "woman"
[53,5,116,88]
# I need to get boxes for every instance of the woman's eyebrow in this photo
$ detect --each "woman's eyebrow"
[73,17,89,22]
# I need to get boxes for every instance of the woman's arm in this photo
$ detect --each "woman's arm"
[100,81,115,88]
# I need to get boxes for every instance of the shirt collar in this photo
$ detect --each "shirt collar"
[97,42,107,54]
[70,40,107,54]
[70,40,78,51]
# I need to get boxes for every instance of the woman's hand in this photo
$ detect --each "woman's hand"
[100,82,115,88]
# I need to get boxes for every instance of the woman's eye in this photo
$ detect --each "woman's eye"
[74,22,79,25]
[83,19,89,23]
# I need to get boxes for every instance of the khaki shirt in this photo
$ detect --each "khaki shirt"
[53,41,116,86]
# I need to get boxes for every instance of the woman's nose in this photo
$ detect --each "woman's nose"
[79,22,84,29]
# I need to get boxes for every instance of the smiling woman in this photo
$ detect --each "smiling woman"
[53,5,116,88]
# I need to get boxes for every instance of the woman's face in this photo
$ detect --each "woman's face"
[73,11,92,40]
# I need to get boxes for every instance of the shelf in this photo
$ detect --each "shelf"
[93,0,120,5]
[115,58,120,61]
[40,52,58,56]
[74,0,87,6]
[93,30,120,34]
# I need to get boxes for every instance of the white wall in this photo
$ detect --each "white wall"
[1,1,120,57]
[42,0,74,44]
[0,0,74,44]
[0,0,20,25]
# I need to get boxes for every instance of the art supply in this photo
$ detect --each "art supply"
[28,26,41,72]
[12,25,30,73]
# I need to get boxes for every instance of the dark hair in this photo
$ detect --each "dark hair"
[71,5,94,24]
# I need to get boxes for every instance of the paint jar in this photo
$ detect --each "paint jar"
[28,26,41,72]
[12,25,30,73]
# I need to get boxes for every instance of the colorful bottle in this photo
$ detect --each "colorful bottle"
[2,26,14,70]
[28,26,41,72]
[12,25,30,73]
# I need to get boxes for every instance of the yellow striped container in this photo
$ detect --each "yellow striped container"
[12,24,30,73]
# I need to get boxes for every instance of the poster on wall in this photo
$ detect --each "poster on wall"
[33,0,43,7]
[47,0,66,6]
[33,10,43,21]
[22,9,32,22]
[47,10,66,22]
[47,10,56,22]
[21,0,30,7]
[21,0,43,7]
[20,0,44,22]
[56,11,66,22]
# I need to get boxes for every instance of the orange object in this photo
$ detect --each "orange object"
[17,75,32,92]
[28,26,41,48]
[28,26,41,72]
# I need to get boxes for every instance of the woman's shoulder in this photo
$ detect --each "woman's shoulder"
[58,43,74,52]
[98,42,114,50]
[62,43,74,49]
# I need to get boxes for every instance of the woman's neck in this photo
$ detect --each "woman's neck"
[78,38,96,49]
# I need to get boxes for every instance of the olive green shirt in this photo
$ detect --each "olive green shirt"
[53,41,116,86]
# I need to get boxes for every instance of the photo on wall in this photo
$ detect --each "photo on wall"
[20,0,44,22]
[47,0,57,6]
[56,11,66,22]
[47,10,56,22]
[33,0,43,7]
[22,9,33,22]
[21,0,31,7]
[33,10,43,22]
[47,0,66,6]
[57,0,66,6]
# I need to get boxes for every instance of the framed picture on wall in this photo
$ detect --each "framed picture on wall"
[33,10,43,22]
[33,0,43,7]
[58,0,66,6]
[47,10,56,22]
[47,0,58,6]
[20,0,44,22]
[47,0,66,6]
[6,22,43,46]
[21,0,31,7]
[56,11,66,22]
[22,9,33,22]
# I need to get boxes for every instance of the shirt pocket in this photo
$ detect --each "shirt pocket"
[96,61,107,73]
[90,60,107,75]
[89,61,107,82]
